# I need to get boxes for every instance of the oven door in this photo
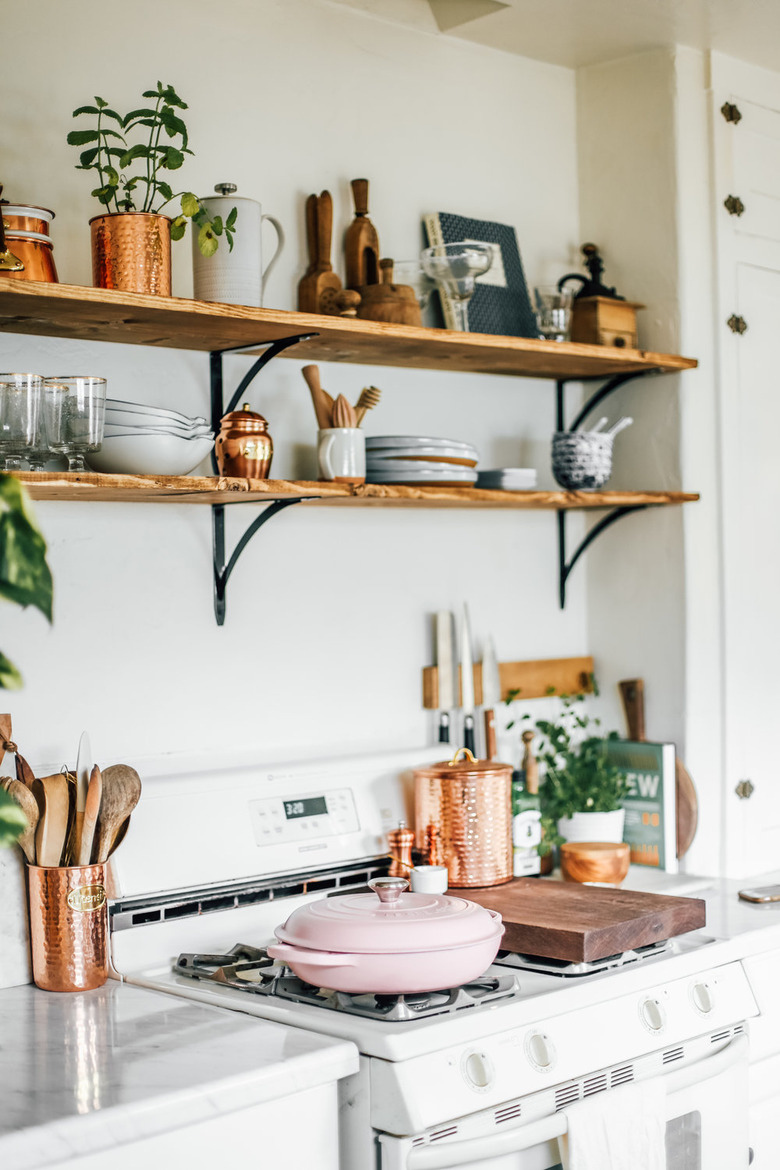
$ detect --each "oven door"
[378,1033,749,1170]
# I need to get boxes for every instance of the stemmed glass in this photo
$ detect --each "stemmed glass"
[44,376,107,471]
[0,373,42,471]
[420,242,493,332]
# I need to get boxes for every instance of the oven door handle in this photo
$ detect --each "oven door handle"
[404,1033,748,1170]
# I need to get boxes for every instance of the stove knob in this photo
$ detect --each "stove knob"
[691,982,714,1015]
[640,997,666,1033]
[524,1031,556,1071]
[462,1050,494,1090]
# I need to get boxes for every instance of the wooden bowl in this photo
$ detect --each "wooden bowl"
[560,841,630,886]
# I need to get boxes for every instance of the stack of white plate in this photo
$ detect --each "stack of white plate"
[88,398,215,476]
[365,435,479,486]
[475,468,538,490]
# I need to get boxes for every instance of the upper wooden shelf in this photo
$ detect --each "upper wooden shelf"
[0,281,698,380]
[17,472,699,509]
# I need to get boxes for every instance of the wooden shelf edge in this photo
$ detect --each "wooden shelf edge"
[0,280,698,379]
[17,472,700,509]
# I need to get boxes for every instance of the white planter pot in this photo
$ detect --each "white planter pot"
[557,808,625,844]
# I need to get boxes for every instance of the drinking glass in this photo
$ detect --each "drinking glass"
[421,242,493,332]
[27,380,67,470]
[44,376,107,471]
[0,373,42,470]
[390,261,436,310]
[534,286,573,342]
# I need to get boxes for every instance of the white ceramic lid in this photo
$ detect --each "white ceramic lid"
[2,205,55,220]
[274,878,501,954]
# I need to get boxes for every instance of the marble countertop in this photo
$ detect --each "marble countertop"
[0,980,358,1169]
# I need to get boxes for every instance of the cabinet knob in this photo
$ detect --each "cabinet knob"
[735,779,754,800]
[727,314,748,334]
[724,194,746,217]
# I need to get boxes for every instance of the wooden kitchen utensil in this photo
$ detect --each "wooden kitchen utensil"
[356,258,422,325]
[560,841,630,886]
[78,765,102,866]
[33,773,71,867]
[1,776,39,863]
[345,178,380,290]
[301,364,334,429]
[0,713,36,788]
[297,191,343,314]
[332,394,357,428]
[466,877,705,962]
[354,385,381,425]
[93,764,141,864]
[618,678,698,858]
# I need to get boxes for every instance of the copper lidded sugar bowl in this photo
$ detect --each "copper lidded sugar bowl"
[215,403,273,478]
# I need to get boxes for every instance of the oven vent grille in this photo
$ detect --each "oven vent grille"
[584,1073,608,1097]
[662,1046,685,1064]
[495,1103,522,1124]
[555,1084,582,1111]
[610,1065,634,1087]
[711,1029,732,1044]
[430,1126,458,1142]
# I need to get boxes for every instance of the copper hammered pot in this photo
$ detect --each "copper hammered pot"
[90,212,171,296]
[414,748,513,888]
[28,864,108,992]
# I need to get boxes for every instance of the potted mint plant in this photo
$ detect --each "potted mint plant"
[68,82,237,296]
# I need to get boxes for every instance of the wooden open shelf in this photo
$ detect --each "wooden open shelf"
[0,280,698,380]
[17,471,700,509]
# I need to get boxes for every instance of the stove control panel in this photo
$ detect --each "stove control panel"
[249,788,359,846]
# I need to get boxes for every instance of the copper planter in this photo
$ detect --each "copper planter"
[90,212,171,296]
[28,864,108,992]
[414,749,513,888]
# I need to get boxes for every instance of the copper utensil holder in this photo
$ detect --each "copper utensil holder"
[28,864,108,992]
[414,748,513,888]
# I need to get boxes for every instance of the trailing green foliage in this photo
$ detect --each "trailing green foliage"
[68,83,236,256]
[0,792,27,848]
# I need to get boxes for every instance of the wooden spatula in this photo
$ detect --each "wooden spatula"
[301,365,334,429]
[78,766,102,866]
[93,765,141,864]
[1,777,39,863]
[33,773,71,867]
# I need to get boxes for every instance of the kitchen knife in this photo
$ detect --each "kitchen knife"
[435,611,456,743]
[73,730,93,864]
[481,635,501,760]
[460,604,475,754]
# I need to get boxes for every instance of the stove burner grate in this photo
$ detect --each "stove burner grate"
[173,945,519,1020]
[494,939,672,978]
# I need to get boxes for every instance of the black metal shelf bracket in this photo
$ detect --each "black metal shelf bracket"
[208,330,319,624]
[557,505,648,609]
[556,367,661,432]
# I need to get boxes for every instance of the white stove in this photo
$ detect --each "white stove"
[108,748,759,1169]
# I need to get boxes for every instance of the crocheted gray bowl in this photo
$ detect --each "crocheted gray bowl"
[551,431,613,490]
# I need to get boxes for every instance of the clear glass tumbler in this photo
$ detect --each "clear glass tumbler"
[27,380,67,471]
[534,286,573,342]
[0,373,43,470]
[44,376,107,471]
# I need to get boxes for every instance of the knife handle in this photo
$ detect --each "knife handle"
[484,709,496,761]
[463,716,475,756]
[438,713,450,744]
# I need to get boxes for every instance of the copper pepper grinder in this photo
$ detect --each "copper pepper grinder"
[387,820,415,877]
[215,403,273,479]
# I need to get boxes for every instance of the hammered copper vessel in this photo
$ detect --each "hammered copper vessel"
[28,864,108,992]
[414,748,513,888]
[215,403,273,478]
[90,212,171,296]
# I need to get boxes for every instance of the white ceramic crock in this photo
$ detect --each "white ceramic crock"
[557,807,626,844]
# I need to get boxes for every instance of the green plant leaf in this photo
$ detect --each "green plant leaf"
[119,144,152,168]
[0,788,26,843]
[198,223,218,257]
[104,166,120,187]
[157,181,173,201]
[79,147,99,167]
[162,147,185,170]
[94,96,108,108]
[169,216,187,241]
[211,216,223,236]
[72,105,101,117]
[67,129,99,145]
[180,192,200,218]
[0,476,53,622]
[225,207,238,230]
[0,652,22,692]
[123,107,161,125]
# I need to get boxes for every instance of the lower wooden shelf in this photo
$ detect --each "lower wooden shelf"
[17,472,700,510]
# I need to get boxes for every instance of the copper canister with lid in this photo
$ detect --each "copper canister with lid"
[215,402,273,478]
[414,747,513,888]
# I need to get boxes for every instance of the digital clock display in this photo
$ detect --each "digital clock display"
[283,796,328,820]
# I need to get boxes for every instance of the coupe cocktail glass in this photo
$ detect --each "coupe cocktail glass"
[421,242,493,333]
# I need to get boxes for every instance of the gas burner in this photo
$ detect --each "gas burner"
[173,946,520,1021]
[494,939,672,978]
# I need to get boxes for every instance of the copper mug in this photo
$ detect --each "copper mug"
[28,864,108,992]
[414,748,513,888]
[215,403,273,478]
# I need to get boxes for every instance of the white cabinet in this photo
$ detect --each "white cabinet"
[741,949,780,1166]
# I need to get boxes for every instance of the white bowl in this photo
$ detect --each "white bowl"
[86,433,214,476]
[105,407,208,432]
[106,398,207,426]
[104,420,213,440]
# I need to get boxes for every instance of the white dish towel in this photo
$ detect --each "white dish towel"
[558,1079,666,1170]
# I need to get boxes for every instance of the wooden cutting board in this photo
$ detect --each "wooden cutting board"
[466,878,706,962]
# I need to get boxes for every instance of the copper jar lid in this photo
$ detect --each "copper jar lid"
[413,747,514,780]
[220,404,271,431]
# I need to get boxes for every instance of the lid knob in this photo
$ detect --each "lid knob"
[368,877,408,904]
[214,182,238,196]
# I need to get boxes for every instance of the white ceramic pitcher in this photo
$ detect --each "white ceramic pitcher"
[192,183,285,307]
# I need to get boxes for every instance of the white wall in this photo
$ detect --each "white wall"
[0,0,584,773]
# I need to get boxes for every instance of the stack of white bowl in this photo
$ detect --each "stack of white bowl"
[366,435,479,486]
[87,399,215,476]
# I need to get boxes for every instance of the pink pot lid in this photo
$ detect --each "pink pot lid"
[274,877,502,955]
